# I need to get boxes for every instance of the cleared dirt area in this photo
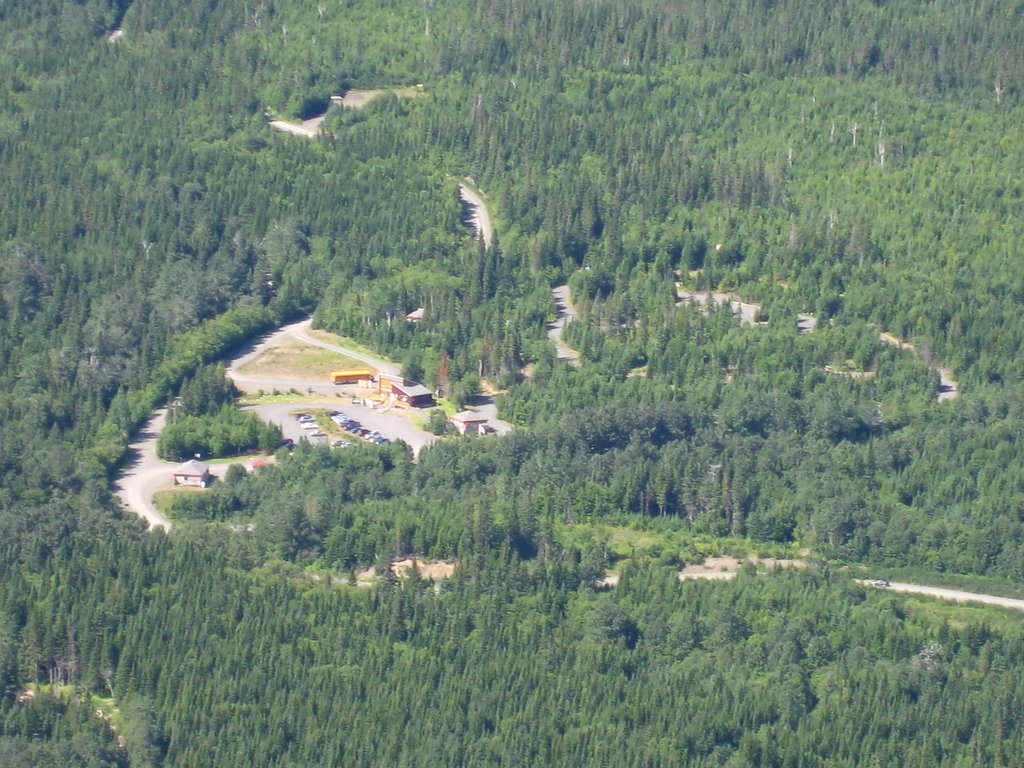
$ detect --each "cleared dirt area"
[268,114,326,138]
[338,86,424,109]
[392,558,457,580]
[236,343,369,381]
[679,555,807,580]
[355,558,457,586]
[598,555,806,587]
[676,288,768,327]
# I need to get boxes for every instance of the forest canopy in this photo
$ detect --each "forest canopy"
[2,0,1024,765]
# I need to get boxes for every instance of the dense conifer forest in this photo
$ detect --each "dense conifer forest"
[2,0,1024,764]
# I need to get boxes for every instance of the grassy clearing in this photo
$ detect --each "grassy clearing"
[556,518,802,568]
[901,598,1024,632]
[305,328,383,357]
[25,684,124,731]
[237,343,369,380]
[153,486,208,514]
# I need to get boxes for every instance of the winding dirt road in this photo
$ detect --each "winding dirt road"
[458,183,494,249]
[548,285,581,363]
[862,581,1024,612]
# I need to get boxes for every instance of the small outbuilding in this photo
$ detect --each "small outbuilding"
[406,307,425,323]
[173,459,211,487]
[448,411,490,435]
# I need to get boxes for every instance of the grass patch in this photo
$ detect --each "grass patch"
[305,328,385,358]
[24,684,124,731]
[901,598,1024,633]
[237,343,369,380]
[153,486,209,515]
[556,517,802,567]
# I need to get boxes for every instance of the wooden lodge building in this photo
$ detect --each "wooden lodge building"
[379,372,436,408]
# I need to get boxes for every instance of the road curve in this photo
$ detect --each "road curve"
[226,318,400,395]
[111,410,174,531]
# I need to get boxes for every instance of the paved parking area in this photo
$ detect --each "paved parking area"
[243,400,439,456]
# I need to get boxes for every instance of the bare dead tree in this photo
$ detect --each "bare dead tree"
[850,121,859,147]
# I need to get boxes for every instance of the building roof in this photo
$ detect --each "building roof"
[406,307,425,322]
[394,382,433,398]
[175,459,210,476]
[449,410,488,424]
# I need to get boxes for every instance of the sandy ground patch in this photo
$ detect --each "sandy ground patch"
[679,555,806,580]
[392,557,457,580]
[353,558,457,586]
[269,114,326,138]
[599,555,806,587]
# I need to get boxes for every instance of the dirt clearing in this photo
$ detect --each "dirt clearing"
[338,86,425,109]
[354,558,457,586]
[679,555,806,580]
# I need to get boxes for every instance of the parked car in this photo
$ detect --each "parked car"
[330,439,350,448]
[301,421,319,430]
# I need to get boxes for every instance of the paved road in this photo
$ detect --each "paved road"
[459,183,493,249]
[112,410,174,531]
[548,285,581,363]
